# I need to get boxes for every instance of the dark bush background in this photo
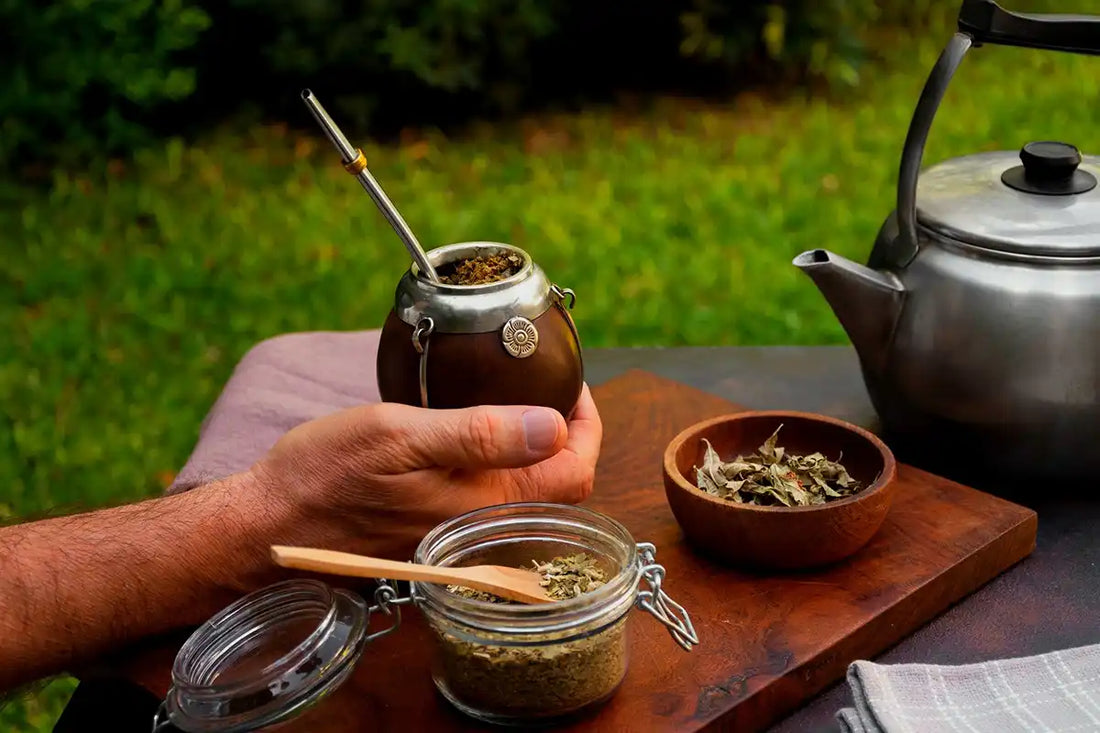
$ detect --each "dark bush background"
[0,0,939,171]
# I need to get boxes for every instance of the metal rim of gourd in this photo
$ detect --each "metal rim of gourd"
[394,241,562,334]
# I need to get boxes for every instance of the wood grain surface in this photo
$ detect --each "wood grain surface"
[132,369,1039,732]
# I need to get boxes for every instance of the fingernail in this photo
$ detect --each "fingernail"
[523,408,560,452]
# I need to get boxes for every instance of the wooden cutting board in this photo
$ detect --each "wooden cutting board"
[270,369,1039,732]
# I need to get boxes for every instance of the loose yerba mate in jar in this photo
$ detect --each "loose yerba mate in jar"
[153,503,697,732]
[413,503,696,725]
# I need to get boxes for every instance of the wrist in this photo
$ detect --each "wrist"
[199,470,307,595]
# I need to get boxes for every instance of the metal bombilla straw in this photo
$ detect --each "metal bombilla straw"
[301,89,440,283]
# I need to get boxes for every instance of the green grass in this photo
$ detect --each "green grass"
[4,9,1100,729]
[0,679,78,732]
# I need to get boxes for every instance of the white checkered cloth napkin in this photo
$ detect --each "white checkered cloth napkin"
[837,644,1100,733]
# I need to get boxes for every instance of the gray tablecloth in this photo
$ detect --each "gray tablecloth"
[167,330,381,494]
[838,644,1100,733]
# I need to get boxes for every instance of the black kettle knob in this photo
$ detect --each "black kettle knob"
[1002,140,1097,195]
[1020,141,1081,181]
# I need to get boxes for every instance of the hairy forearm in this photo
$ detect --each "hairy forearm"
[0,471,291,692]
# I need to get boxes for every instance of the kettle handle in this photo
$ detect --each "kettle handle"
[959,0,1100,56]
[889,0,1100,268]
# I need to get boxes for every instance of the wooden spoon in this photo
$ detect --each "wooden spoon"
[270,546,553,604]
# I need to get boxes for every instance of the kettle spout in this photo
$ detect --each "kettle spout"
[793,249,905,372]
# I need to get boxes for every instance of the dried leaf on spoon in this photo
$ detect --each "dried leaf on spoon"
[447,552,606,603]
[693,425,862,507]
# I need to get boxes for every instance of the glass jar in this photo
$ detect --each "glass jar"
[152,503,696,732]
[413,503,692,726]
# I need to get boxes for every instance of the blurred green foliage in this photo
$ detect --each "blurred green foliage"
[1,0,954,169]
[0,0,210,165]
[217,0,560,92]
[193,0,563,131]
[0,679,77,731]
[682,0,881,87]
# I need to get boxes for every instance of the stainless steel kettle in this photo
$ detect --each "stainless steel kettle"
[794,0,1100,482]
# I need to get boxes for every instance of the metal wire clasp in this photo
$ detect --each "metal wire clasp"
[634,542,699,651]
[151,703,172,733]
[551,283,576,310]
[411,317,434,408]
[366,579,412,641]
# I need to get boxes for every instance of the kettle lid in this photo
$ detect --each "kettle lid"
[916,141,1100,257]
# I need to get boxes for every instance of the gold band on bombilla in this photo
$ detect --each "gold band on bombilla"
[343,148,368,175]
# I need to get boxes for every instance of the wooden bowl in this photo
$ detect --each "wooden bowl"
[662,411,897,571]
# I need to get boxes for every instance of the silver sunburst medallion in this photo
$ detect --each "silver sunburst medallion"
[501,316,538,358]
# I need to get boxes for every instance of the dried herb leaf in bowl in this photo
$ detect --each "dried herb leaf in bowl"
[694,425,863,507]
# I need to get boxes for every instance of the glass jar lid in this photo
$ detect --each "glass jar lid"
[916,142,1100,257]
[156,580,370,733]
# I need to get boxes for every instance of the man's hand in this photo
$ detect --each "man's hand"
[252,383,602,559]
[0,386,602,692]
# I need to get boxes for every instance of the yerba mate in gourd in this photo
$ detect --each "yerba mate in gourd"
[301,90,583,418]
[377,241,582,417]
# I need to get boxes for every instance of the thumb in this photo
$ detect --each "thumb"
[391,404,568,470]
